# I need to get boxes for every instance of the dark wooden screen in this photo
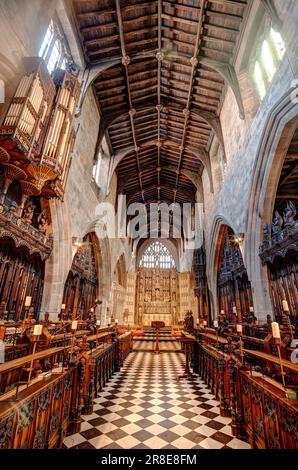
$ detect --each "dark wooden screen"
[62,233,98,319]
[217,228,253,321]
[0,237,44,320]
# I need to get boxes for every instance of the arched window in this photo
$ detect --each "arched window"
[92,151,102,187]
[139,241,175,269]
[253,28,286,100]
[39,20,70,74]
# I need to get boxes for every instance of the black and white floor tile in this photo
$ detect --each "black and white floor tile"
[133,340,180,351]
[64,349,251,449]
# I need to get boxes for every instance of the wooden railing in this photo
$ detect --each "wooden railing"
[0,370,73,449]
[0,331,133,448]
[196,341,298,449]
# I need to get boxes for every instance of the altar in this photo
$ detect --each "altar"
[143,301,173,326]
[136,268,178,326]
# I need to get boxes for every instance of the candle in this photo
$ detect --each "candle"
[115,319,119,324]
[249,306,254,313]
[282,300,289,312]
[232,306,237,314]
[236,324,243,334]
[214,320,218,328]
[272,322,281,339]
[61,304,66,310]
[71,320,78,330]
[220,310,225,315]
[108,317,111,325]
[96,320,101,327]
[25,296,32,307]
[196,318,200,325]
[33,324,43,336]
[90,308,94,313]
[203,321,207,327]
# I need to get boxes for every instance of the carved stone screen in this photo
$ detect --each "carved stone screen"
[136,242,178,326]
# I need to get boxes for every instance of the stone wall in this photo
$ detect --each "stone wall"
[1,0,297,323]
[203,0,298,320]
[0,0,130,321]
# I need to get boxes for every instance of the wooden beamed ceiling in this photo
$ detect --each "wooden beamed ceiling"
[73,0,248,205]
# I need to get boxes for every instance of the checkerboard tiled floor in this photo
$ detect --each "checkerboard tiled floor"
[133,340,180,351]
[64,349,251,449]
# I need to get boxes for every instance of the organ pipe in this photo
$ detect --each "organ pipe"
[0,59,81,200]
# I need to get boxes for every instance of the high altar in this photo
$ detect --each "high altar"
[136,268,178,326]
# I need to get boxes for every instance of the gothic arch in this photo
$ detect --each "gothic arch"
[136,238,179,271]
[246,90,298,319]
[206,215,237,319]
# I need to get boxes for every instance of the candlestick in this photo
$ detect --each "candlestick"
[272,322,281,339]
[276,342,287,393]
[25,296,32,307]
[33,324,43,336]
[214,321,219,347]
[236,324,244,363]
[272,329,287,396]
[28,327,41,385]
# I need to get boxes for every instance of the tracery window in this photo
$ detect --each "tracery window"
[92,152,102,187]
[139,241,175,269]
[39,20,69,74]
[254,28,286,100]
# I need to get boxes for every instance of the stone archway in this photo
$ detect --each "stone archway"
[246,92,298,320]
[135,240,179,326]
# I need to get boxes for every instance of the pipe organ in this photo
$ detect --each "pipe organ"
[0,58,80,201]
[0,59,81,320]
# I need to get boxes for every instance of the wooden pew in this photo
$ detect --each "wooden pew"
[0,346,69,395]
[237,370,298,449]
[196,340,298,448]
[0,355,74,449]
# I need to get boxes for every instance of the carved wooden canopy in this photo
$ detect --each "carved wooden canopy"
[73,0,248,206]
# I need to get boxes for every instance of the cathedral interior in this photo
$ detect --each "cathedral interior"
[0,0,298,451]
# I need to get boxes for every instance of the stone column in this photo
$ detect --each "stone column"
[40,198,73,320]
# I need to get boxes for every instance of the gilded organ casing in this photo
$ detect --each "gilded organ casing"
[0,58,80,201]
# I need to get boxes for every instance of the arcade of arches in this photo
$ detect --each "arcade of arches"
[0,0,297,451]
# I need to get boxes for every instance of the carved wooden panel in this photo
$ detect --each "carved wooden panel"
[217,227,253,320]
[62,233,98,319]
[0,237,44,320]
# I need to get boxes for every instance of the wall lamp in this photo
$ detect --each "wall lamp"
[234,233,244,244]
[72,237,83,248]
